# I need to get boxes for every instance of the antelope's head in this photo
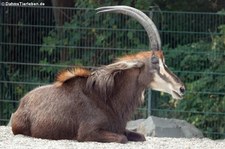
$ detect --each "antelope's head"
[96,6,185,99]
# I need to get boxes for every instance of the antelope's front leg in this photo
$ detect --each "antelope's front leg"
[124,129,146,141]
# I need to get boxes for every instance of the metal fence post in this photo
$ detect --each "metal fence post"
[0,2,2,63]
[147,6,160,116]
[0,1,3,122]
[147,89,152,116]
[147,7,154,116]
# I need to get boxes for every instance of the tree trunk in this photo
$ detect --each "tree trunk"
[51,0,74,61]
[51,0,74,25]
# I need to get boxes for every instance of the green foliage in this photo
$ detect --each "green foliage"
[40,0,151,67]
[152,0,223,12]
[1,0,225,139]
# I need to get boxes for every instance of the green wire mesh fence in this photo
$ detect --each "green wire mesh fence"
[0,6,225,139]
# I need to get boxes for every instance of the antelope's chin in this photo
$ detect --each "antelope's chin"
[171,91,183,100]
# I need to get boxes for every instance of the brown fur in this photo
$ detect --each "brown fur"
[11,51,163,143]
[117,50,164,62]
[117,51,152,61]
[55,67,91,87]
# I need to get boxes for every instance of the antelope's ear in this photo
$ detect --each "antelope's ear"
[107,60,144,72]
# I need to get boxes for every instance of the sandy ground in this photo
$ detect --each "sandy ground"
[0,126,224,149]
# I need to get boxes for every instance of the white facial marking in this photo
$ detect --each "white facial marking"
[141,91,145,103]
[149,57,183,99]
[150,73,171,94]
[158,58,176,85]
[159,59,165,75]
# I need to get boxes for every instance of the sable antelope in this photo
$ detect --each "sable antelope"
[11,6,185,143]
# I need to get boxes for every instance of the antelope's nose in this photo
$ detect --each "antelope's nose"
[180,87,185,95]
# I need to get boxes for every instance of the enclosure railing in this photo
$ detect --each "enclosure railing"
[0,6,225,139]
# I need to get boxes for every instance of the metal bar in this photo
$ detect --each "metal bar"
[0,0,3,120]
[151,108,225,116]
[0,42,146,51]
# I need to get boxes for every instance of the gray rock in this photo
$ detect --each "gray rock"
[126,116,203,138]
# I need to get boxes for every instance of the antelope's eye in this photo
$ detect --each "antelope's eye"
[151,56,159,64]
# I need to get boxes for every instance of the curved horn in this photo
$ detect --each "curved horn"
[96,6,161,50]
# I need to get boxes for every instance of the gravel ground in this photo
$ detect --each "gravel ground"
[0,126,224,149]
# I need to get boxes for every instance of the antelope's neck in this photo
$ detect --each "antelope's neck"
[109,69,145,125]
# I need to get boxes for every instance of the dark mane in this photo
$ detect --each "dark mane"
[86,60,144,101]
